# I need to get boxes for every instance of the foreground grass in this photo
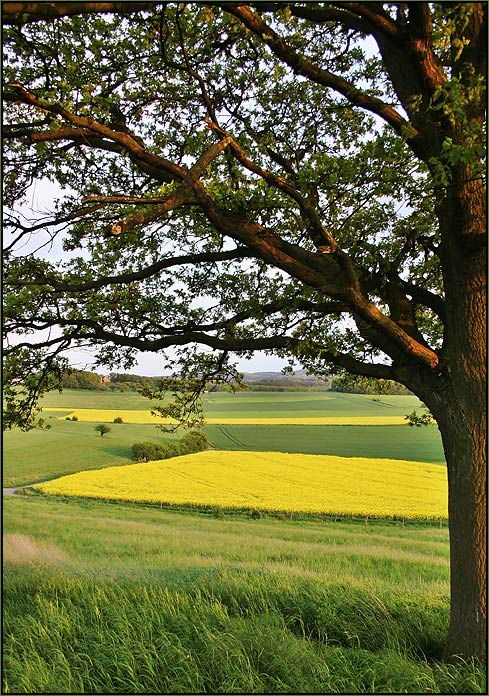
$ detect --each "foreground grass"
[3,497,485,693]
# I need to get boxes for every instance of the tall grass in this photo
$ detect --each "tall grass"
[3,496,485,693]
[3,567,484,694]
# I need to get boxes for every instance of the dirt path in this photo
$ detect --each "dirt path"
[3,483,41,496]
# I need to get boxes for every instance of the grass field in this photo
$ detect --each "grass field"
[3,496,485,693]
[40,388,424,418]
[206,424,445,463]
[35,450,448,520]
[5,388,477,694]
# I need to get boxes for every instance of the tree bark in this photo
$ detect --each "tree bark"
[419,181,487,662]
[439,401,487,662]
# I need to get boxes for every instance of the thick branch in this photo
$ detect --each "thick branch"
[250,2,370,33]
[6,319,395,381]
[223,4,415,138]
[2,2,159,25]
[4,84,186,183]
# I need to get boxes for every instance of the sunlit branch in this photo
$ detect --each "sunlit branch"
[222,4,416,138]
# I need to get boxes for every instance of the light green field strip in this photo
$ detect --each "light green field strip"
[207,417,407,425]
[36,450,448,519]
[44,408,408,426]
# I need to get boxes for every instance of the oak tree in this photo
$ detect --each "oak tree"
[2,2,486,661]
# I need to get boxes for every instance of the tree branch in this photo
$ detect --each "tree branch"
[6,248,258,293]
[4,83,185,183]
[222,4,416,138]
[6,318,396,382]
[2,2,159,25]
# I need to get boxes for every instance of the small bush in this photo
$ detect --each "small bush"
[113,417,124,424]
[71,415,78,421]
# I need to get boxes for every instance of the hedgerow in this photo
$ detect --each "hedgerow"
[132,431,209,462]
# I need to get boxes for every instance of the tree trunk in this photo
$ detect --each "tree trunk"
[430,392,487,662]
[422,179,487,662]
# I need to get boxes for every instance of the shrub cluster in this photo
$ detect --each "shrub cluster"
[132,430,209,462]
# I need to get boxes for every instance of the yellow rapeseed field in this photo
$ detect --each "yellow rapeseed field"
[36,451,448,519]
[45,408,406,426]
[45,408,176,424]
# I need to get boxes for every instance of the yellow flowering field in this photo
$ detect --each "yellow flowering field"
[45,408,406,426]
[46,408,176,424]
[35,451,448,519]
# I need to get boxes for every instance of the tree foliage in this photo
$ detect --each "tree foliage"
[5,1,480,419]
[94,423,111,437]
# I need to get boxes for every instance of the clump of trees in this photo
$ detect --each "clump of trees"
[61,369,107,391]
[132,430,209,462]
[109,373,162,392]
[331,375,412,395]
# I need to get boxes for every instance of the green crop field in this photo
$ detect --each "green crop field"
[2,420,180,487]
[3,390,445,486]
[5,388,480,694]
[205,424,445,463]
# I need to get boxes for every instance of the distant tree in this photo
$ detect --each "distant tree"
[95,424,111,437]
[61,369,105,390]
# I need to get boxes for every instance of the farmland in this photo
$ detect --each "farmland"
[3,390,445,486]
[36,451,448,520]
[4,389,484,693]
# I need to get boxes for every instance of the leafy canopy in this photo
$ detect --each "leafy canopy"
[2,2,485,428]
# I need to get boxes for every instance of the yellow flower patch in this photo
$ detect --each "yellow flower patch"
[45,408,407,426]
[36,450,448,520]
[45,408,176,424]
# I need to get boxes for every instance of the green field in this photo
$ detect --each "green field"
[3,390,445,486]
[5,388,481,694]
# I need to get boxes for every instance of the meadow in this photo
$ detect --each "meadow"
[3,496,485,693]
[4,389,485,693]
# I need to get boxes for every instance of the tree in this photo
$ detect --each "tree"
[94,424,111,437]
[2,2,486,661]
